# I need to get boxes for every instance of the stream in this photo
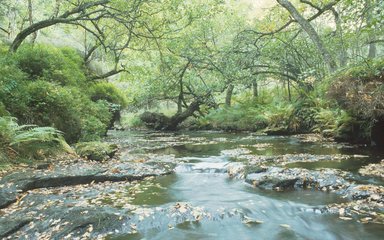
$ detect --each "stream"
[1,130,383,239]
[105,131,384,239]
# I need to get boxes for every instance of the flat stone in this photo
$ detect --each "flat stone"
[245,167,350,191]
[0,160,175,209]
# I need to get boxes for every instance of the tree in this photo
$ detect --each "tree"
[9,0,110,52]
[276,0,338,73]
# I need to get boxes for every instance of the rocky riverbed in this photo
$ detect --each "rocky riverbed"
[1,131,383,239]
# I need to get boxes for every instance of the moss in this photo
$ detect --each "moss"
[75,141,118,161]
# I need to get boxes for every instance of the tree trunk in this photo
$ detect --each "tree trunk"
[167,100,201,130]
[287,80,291,102]
[252,80,258,98]
[177,94,183,114]
[10,19,63,52]
[140,100,202,130]
[277,0,337,73]
[225,84,234,107]
[366,0,376,59]
[28,0,37,44]
[368,38,376,59]
[332,8,347,66]
[54,0,61,18]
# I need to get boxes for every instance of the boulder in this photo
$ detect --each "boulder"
[75,141,118,161]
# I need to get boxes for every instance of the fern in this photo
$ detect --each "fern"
[11,127,63,145]
[0,116,72,160]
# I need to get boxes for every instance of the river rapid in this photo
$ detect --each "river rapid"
[105,131,384,240]
[1,130,383,239]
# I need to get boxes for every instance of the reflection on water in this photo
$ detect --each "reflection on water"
[106,131,384,239]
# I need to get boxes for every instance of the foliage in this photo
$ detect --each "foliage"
[22,81,83,143]
[79,116,108,142]
[0,116,71,161]
[200,98,293,132]
[0,0,383,145]
[14,44,86,86]
[328,58,384,120]
[120,112,144,129]
[0,45,119,143]
[0,102,9,116]
[88,82,127,107]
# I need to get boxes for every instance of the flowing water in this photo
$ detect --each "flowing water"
[106,131,384,240]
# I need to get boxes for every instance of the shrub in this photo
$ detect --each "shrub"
[88,82,127,107]
[328,58,384,120]
[21,81,82,143]
[79,116,108,142]
[1,44,121,144]
[0,102,9,116]
[0,54,29,117]
[14,44,86,86]
[120,112,144,129]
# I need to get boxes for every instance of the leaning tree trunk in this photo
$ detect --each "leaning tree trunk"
[166,100,201,130]
[9,0,110,53]
[140,100,202,131]
[277,0,337,73]
[10,18,70,52]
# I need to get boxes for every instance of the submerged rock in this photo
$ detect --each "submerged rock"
[0,218,32,239]
[359,160,384,179]
[238,153,351,166]
[326,185,384,224]
[245,167,350,191]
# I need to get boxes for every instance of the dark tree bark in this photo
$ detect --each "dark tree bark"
[225,84,234,107]
[140,100,203,130]
[90,68,126,80]
[277,0,338,72]
[252,79,258,98]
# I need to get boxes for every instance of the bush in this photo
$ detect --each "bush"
[0,54,29,117]
[79,116,108,142]
[120,112,144,129]
[329,57,384,120]
[22,81,82,143]
[14,44,87,86]
[201,102,271,131]
[88,82,127,107]
[0,44,122,144]
[0,102,9,116]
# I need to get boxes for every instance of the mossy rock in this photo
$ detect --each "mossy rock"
[74,141,118,161]
[263,127,291,136]
[244,165,267,177]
